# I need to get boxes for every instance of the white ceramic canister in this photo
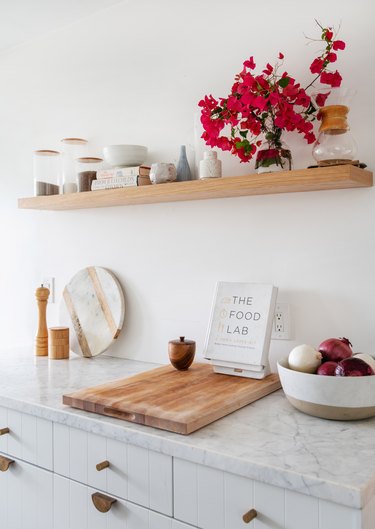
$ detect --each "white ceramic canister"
[199,151,222,179]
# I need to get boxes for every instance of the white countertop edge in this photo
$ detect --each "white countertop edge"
[0,392,367,510]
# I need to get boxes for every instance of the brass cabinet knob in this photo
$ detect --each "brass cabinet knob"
[96,460,110,472]
[92,492,117,513]
[0,427,10,436]
[0,455,15,472]
[243,508,257,523]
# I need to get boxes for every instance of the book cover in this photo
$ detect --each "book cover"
[97,166,151,179]
[204,282,278,369]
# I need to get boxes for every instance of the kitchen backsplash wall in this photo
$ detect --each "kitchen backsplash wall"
[0,0,374,367]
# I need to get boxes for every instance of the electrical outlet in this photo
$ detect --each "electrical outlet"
[41,276,55,304]
[272,303,291,340]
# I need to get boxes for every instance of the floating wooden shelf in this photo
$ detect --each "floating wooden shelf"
[18,165,372,211]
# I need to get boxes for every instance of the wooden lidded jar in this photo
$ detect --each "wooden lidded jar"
[49,327,70,359]
[168,336,196,370]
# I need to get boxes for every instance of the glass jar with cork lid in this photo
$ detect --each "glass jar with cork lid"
[33,150,61,196]
[77,157,103,192]
[61,138,88,194]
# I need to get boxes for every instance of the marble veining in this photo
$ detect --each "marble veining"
[0,346,374,510]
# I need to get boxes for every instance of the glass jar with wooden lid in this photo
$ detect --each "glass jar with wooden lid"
[77,157,103,192]
[61,138,88,194]
[33,150,61,196]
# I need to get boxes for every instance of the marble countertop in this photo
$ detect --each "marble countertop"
[0,347,374,510]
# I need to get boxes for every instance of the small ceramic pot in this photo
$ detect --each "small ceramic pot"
[150,163,177,184]
[168,336,196,370]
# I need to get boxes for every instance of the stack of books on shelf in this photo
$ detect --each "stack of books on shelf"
[91,166,151,190]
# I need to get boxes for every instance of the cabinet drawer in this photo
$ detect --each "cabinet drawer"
[0,454,53,529]
[0,406,52,470]
[54,474,178,529]
[174,458,363,529]
[53,423,172,516]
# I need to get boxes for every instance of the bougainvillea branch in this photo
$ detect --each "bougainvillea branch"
[198,22,346,163]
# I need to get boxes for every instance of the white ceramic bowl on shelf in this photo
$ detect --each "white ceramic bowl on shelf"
[277,357,375,421]
[103,145,147,167]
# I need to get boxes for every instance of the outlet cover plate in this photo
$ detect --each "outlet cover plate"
[41,276,55,304]
[272,303,291,340]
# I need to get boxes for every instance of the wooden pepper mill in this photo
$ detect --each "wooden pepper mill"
[35,285,50,356]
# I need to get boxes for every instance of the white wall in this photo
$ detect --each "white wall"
[0,0,374,368]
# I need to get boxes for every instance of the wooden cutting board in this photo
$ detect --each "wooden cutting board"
[63,363,281,434]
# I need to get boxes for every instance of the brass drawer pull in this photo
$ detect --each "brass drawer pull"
[96,460,110,471]
[92,491,117,513]
[243,508,257,523]
[0,427,10,436]
[0,455,15,472]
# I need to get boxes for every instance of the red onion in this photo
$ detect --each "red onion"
[335,357,374,376]
[317,361,338,376]
[318,337,353,363]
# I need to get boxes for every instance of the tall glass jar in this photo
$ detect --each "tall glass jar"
[77,157,103,192]
[33,150,61,196]
[61,138,88,194]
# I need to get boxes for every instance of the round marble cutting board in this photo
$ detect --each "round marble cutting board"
[59,266,125,357]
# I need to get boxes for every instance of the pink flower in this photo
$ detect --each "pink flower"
[326,52,337,63]
[198,21,346,163]
[315,91,330,106]
[216,137,233,151]
[304,132,316,144]
[320,70,342,87]
[310,57,324,74]
[295,89,310,107]
[333,40,346,50]
[198,94,218,111]
[243,56,256,69]
[262,63,273,75]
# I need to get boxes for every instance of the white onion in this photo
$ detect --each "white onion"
[288,344,322,373]
[354,353,375,373]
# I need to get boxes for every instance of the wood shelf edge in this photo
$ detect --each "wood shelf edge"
[18,165,373,211]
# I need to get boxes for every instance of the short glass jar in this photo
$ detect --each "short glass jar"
[61,138,88,194]
[77,157,103,192]
[33,150,61,196]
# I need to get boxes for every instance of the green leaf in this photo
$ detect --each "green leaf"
[278,77,290,88]
[239,130,248,139]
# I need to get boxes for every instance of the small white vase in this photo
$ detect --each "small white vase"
[199,151,222,179]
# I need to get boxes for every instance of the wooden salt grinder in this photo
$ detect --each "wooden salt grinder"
[35,285,50,356]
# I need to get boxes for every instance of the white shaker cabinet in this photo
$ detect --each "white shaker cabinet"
[53,423,173,517]
[0,455,53,529]
[54,474,180,529]
[173,458,368,529]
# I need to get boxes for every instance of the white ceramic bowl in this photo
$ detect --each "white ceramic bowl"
[277,357,375,420]
[103,145,147,167]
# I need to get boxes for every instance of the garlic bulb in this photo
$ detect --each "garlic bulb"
[288,344,322,373]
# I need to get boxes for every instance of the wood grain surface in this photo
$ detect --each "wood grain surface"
[18,166,372,211]
[63,363,281,434]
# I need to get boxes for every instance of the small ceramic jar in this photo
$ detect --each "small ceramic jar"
[150,163,177,184]
[199,150,222,179]
[168,336,196,370]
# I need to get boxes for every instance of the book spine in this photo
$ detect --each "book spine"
[94,174,138,186]
[97,166,150,179]
[92,181,137,190]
